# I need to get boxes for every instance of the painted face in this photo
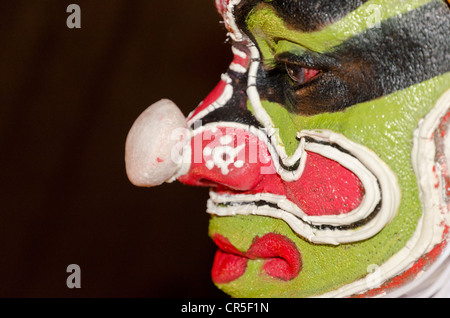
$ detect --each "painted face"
[126,0,450,297]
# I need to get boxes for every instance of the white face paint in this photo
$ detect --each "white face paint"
[204,134,246,175]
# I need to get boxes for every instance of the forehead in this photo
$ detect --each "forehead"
[233,0,370,32]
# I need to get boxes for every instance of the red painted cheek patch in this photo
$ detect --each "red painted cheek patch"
[211,233,302,284]
[286,152,364,216]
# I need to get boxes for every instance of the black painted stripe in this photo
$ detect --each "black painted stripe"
[215,199,382,231]
[234,0,371,34]
[268,0,371,32]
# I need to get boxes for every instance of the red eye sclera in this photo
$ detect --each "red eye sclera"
[285,63,320,84]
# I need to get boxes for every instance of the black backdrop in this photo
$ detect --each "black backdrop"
[0,0,232,297]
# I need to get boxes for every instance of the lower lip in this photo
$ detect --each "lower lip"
[211,233,302,284]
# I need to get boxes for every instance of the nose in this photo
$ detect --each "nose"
[125,97,272,192]
[126,42,256,190]
[125,99,187,187]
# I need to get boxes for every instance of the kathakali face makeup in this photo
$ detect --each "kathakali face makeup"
[125,0,450,297]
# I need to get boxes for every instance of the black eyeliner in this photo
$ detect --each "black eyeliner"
[275,51,338,70]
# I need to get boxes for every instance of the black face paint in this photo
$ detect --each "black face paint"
[234,0,371,34]
[269,0,370,32]
[191,69,261,127]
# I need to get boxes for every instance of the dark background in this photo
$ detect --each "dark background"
[0,0,232,297]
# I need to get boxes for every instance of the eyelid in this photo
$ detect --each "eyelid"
[275,51,337,71]
[276,54,312,69]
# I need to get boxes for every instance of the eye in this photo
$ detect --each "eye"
[285,63,320,85]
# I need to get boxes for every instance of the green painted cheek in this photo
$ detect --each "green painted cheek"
[250,100,300,156]
[210,73,450,297]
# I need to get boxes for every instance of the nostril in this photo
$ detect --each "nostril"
[196,178,220,188]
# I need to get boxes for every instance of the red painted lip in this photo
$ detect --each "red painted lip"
[211,233,302,284]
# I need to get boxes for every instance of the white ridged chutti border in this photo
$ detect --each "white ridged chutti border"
[200,122,401,245]
[318,88,450,298]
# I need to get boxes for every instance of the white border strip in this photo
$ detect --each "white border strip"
[186,73,233,127]
[205,126,400,245]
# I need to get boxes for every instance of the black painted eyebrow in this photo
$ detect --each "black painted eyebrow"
[234,0,370,33]
[270,0,371,32]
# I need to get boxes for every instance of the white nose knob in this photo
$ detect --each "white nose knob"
[125,99,187,187]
